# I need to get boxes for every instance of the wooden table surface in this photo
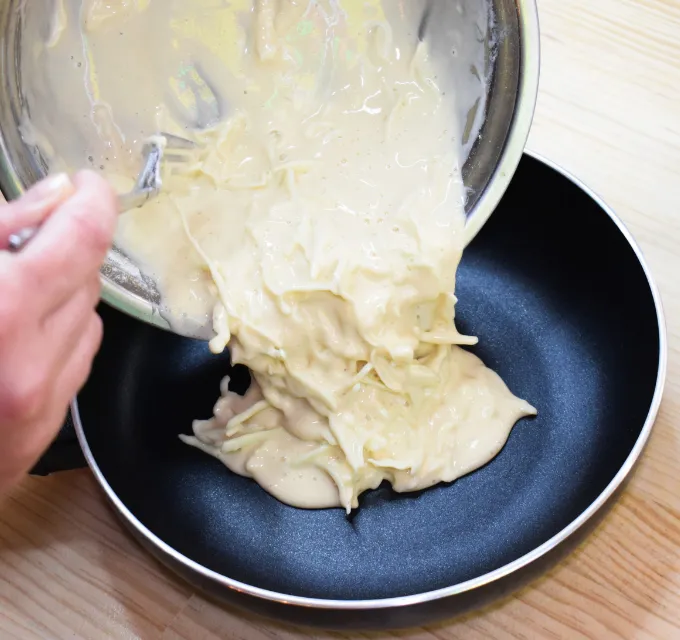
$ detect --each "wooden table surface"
[2,0,680,638]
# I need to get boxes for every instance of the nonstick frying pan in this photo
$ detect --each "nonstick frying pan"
[45,152,665,629]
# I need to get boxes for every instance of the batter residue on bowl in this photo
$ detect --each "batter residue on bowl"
[25,0,536,512]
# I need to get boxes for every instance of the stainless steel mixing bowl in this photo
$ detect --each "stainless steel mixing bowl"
[0,0,539,337]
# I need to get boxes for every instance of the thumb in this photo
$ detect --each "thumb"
[0,174,75,249]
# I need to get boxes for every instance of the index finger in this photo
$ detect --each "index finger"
[18,170,118,312]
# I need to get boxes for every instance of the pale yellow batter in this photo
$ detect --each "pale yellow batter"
[24,0,536,512]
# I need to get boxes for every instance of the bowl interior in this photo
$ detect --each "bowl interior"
[76,155,662,601]
[0,0,521,327]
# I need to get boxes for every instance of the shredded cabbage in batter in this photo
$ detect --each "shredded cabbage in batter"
[31,0,536,512]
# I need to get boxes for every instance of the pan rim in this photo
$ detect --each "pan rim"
[71,149,668,611]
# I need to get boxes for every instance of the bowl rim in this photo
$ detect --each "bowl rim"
[461,0,541,246]
[70,148,668,611]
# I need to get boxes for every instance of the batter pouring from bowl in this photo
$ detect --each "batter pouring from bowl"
[21,0,536,512]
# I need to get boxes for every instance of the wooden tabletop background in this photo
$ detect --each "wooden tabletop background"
[2,0,679,637]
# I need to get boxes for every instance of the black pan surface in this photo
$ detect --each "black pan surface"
[77,154,662,606]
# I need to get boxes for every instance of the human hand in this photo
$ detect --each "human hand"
[0,171,117,495]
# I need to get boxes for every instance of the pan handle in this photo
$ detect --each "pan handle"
[29,412,87,476]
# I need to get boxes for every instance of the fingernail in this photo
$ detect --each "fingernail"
[39,173,73,198]
[25,173,75,207]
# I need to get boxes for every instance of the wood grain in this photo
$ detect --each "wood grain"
[2,0,680,637]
